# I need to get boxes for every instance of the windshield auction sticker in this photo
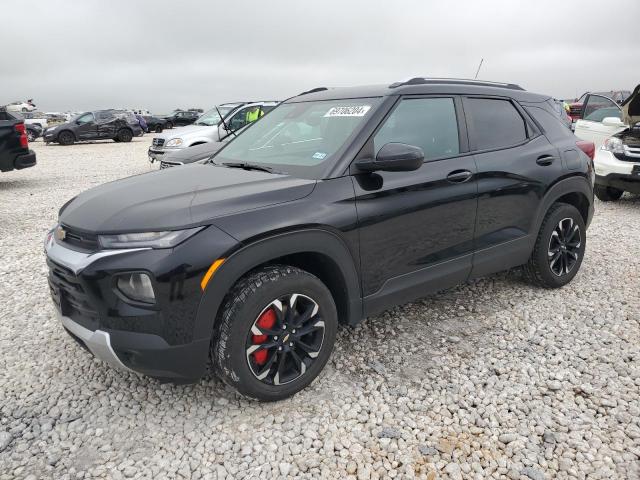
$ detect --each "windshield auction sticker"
[324,105,371,117]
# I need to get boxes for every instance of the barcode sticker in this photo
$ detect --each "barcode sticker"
[324,105,371,118]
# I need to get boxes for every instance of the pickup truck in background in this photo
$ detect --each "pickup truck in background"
[0,108,37,173]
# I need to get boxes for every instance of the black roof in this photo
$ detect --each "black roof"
[291,77,549,103]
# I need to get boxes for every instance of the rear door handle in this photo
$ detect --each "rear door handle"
[536,155,556,166]
[446,169,473,183]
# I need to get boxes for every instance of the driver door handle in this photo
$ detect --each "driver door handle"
[447,170,473,183]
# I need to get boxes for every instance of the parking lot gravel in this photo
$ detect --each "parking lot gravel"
[1,138,639,479]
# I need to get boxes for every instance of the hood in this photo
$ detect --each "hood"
[622,84,640,126]
[60,165,316,233]
[164,142,224,164]
[154,123,218,141]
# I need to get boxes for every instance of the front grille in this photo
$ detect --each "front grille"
[152,138,165,147]
[60,225,99,251]
[47,258,100,329]
[160,160,182,169]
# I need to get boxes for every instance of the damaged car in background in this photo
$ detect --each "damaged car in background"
[584,84,640,201]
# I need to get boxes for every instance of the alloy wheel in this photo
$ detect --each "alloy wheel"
[246,293,325,386]
[548,217,581,276]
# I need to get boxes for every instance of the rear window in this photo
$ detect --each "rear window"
[466,98,528,150]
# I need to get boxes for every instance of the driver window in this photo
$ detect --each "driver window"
[374,98,460,160]
[228,107,252,131]
[582,95,621,123]
[77,113,94,125]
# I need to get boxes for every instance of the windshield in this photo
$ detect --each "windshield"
[195,105,236,126]
[214,98,380,178]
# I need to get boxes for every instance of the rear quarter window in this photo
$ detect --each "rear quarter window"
[465,98,528,151]
[524,105,574,143]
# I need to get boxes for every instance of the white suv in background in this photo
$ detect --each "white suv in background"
[148,101,279,162]
[575,85,640,201]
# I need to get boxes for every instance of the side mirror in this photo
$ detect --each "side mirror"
[602,117,625,127]
[356,143,424,172]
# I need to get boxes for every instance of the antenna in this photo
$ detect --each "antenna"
[474,58,484,79]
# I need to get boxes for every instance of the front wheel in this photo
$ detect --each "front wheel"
[57,130,75,146]
[27,130,37,142]
[523,203,586,288]
[212,265,338,401]
[155,125,163,133]
[166,121,173,129]
[594,185,623,202]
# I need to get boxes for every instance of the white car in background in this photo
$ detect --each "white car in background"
[147,101,279,162]
[5,101,37,113]
[576,85,640,201]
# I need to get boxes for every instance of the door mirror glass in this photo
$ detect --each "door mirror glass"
[356,142,424,172]
[602,116,625,127]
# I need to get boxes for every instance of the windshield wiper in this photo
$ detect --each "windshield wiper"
[222,162,275,173]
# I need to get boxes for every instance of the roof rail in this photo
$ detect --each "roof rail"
[389,77,524,91]
[298,87,329,96]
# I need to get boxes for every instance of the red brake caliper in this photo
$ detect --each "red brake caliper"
[252,308,276,365]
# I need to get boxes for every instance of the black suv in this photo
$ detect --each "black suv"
[45,78,594,401]
[43,110,142,145]
[161,110,200,129]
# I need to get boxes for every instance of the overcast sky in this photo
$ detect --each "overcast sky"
[2,0,638,113]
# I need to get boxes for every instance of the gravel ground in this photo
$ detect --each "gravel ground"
[1,138,639,480]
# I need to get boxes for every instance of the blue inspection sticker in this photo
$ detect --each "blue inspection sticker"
[312,152,327,160]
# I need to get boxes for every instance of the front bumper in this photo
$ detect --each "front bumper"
[148,146,182,162]
[594,149,640,193]
[44,224,238,382]
[61,314,133,372]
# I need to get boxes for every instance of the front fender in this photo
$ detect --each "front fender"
[193,228,363,342]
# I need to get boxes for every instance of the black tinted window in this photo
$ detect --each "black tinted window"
[525,105,573,143]
[466,98,527,150]
[374,98,459,160]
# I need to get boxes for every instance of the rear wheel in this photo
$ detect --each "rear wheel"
[594,185,623,202]
[57,130,74,146]
[523,203,586,288]
[116,128,133,142]
[212,265,338,401]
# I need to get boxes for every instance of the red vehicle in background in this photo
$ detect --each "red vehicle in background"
[567,90,631,122]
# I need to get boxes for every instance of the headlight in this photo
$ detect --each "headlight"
[165,138,183,147]
[116,273,155,303]
[603,137,624,154]
[99,226,204,249]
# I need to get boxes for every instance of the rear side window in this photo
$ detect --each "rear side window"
[466,98,527,150]
[374,97,460,160]
[525,105,573,143]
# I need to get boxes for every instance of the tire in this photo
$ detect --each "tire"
[166,121,173,129]
[57,130,75,146]
[116,128,133,142]
[594,185,623,202]
[212,265,338,401]
[21,107,28,112]
[523,203,586,288]
[155,125,163,133]
[26,130,36,142]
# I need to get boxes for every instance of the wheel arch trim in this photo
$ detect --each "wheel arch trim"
[534,175,594,233]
